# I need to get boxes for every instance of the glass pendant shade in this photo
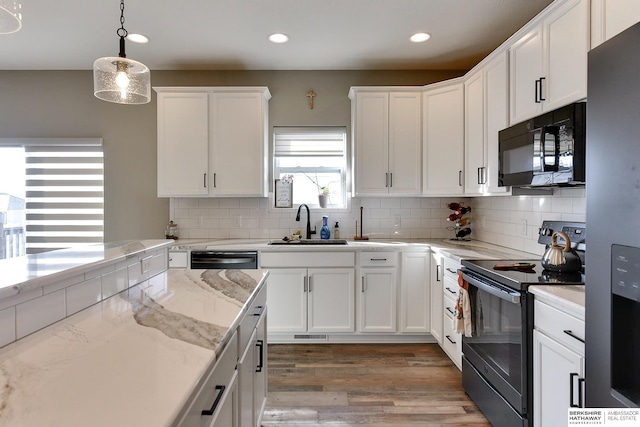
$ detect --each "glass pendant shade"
[0,0,21,34]
[93,56,150,104]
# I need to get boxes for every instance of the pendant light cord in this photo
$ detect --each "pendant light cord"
[117,0,128,58]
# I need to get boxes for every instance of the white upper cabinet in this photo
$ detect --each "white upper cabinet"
[423,80,465,195]
[591,0,640,48]
[350,88,422,196]
[209,91,270,197]
[155,87,270,198]
[509,0,589,124]
[156,92,209,197]
[464,51,511,196]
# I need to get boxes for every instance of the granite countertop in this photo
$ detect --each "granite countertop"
[0,268,268,427]
[0,240,175,300]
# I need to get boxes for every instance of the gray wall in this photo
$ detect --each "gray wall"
[0,69,464,242]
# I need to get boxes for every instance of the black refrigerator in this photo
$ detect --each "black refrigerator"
[586,22,640,408]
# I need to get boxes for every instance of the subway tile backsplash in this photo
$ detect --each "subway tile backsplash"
[171,187,586,255]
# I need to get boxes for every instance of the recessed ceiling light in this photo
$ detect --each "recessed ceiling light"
[269,33,289,43]
[127,33,149,44]
[410,32,431,43]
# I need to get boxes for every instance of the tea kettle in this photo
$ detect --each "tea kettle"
[541,231,582,273]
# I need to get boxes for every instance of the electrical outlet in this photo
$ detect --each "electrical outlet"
[393,214,401,227]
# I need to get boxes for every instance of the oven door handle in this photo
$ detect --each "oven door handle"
[462,272,521,304]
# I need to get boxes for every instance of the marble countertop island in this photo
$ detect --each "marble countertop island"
[0,268,268,427]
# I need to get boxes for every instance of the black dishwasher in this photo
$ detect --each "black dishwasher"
[190,250,258,269]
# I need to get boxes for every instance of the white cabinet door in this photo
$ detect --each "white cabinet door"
[533,330,585,427]
[400,251,430,333]
[266,269,307,333]
[353,91,389,195]
[308,268,355,333]
[157,92,209,197]
[209,91,269,197]
[352,90,421,196]
[509,0,589,124]
[509,25,545,124]
[253,309,267,427]
[423,82,464,195]
[359,268,397,332]
[591,0,640,48]
[429,251,444,344]
[484,51,511,194]
[464,70,485,195]
[543,0,589,112]
[388,92,422,195]
[238,328,256,427]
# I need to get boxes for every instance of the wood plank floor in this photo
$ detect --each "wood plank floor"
[262,343,491,426]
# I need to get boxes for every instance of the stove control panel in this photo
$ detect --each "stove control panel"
[538,220,586,249]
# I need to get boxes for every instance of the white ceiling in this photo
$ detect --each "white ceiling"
[0,0,554,71]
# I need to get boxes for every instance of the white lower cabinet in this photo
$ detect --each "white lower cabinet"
[358,252,398,333]
[400,251,431,333]
[429,251,444,344]
[533,298,585,427]
[266,268,355,334]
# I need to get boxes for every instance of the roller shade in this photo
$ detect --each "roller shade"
[274,127,346,157]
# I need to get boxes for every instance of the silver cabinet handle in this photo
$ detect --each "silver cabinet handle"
[446,306,456,315]
[389,172,393,187]
[369,258,387,262]
[204,173,207,188]
[361,276,365,292]
[436,264,441,281]
[385,172,389,188]
[445,286,457,295]
[458,170,462,186]
[304,276,308,292]
[213,172,217,188]
[445,335,456,344]
[308,275,312,292]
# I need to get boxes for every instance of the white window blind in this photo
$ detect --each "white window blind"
[273,127,348,208]
[23,141,104,254]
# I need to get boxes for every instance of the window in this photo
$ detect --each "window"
[273,127,348,208]
[0,139,103,258]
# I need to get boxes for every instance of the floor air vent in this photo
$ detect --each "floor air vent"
[293,334,328,340]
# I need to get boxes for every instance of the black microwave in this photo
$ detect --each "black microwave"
[498,102,586,187]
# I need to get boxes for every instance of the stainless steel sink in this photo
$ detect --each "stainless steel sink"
[268,239,349,245]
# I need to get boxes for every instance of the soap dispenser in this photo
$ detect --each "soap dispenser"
[334,221,340,239]
[320,215,331,239]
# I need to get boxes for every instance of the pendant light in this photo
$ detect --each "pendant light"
[93,0,150,104]
[0,0,21,34]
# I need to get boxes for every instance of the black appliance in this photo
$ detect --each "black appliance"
[498,102,586,187]
[190,250,258,269]
[460,220,586,427]
[586,22,640,409]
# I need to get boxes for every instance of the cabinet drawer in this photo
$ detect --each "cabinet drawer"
[443,256,461,280]
[179,331,238,427]
[359,251,398,267]
[260,251,355,267]
[443,276,459,299]
[238,284,267,352]
[535,300,585,354]
[443,292,458,319]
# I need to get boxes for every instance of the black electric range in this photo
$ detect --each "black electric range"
[459,221,586,427]
[460,258,584,291]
